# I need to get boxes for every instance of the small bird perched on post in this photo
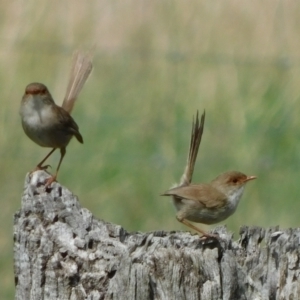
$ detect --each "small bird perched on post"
[20,50,93,188]
[161,111,256,237]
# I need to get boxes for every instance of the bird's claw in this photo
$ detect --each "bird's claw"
[37,164,52,171]
[29,165,52,176]
[44,176,57,190]
[199,232,222,241]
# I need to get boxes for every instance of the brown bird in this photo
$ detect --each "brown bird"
[20,51,93,187]
[161,111,256,237]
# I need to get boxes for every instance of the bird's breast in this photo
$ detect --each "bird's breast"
[21,102,56,128]
[21,104,72,148]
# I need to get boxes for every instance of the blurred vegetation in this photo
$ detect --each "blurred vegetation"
[1,0,300,298]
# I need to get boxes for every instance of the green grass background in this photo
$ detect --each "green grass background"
[2,0,300,298]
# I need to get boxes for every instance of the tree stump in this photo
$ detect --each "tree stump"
[14,171,300,300]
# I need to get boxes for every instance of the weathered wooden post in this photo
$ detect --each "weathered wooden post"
[14,171,300,299]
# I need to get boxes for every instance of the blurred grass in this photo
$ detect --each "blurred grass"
[2,0,300,298]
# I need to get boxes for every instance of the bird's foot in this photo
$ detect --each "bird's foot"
[199,232,222,242]
[29,164,52,176]
[35,164,52,171]
[44,175,57,190]
[200,232,220,239]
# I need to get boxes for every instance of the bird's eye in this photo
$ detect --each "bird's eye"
[232,178,238,183]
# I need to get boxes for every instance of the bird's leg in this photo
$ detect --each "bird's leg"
[177,216,219,239]
[44,148,66,188]
[32,148,57,172]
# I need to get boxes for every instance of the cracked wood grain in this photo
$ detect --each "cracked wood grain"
[14,171,300,300]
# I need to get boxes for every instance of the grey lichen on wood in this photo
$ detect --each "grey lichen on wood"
[14,171,300,300]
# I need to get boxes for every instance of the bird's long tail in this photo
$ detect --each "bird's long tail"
[62,50,93,114]
[179,110,205,186]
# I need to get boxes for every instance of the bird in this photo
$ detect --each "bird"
[20,50,93,188]
[161,111,256,237]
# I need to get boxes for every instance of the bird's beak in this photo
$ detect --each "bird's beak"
[245,175,257,182]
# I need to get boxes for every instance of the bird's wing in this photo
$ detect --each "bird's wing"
[162,184,227,209]
[55,105,83,143]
